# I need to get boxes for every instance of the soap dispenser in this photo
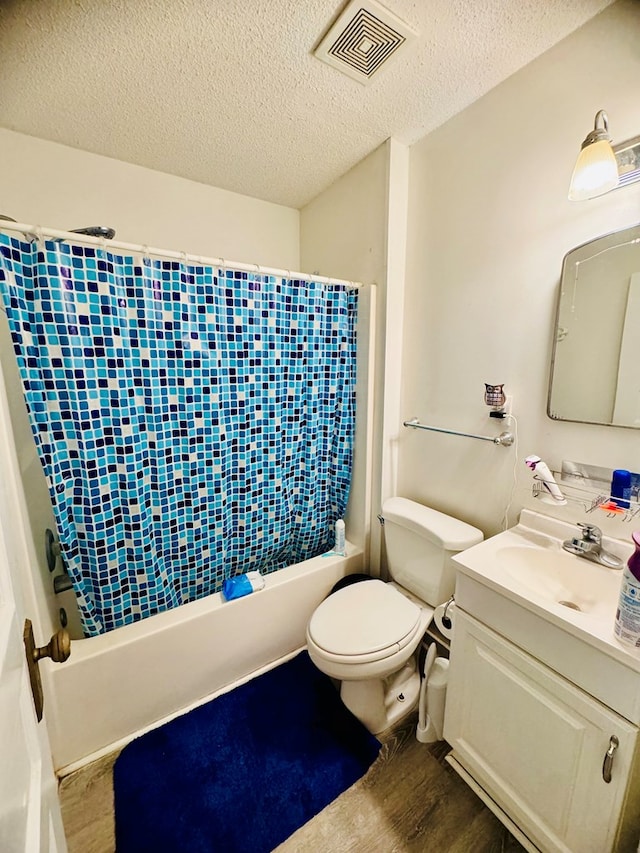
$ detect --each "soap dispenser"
[614,531,640,648]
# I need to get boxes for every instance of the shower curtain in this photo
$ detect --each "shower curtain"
[0,233,358,636]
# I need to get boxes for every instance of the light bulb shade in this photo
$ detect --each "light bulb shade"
[569,115,620,201]
[568,140,619,200]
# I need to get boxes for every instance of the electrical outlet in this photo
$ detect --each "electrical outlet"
[504,395,513,416]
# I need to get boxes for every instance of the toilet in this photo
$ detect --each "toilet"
[306,497,483,734]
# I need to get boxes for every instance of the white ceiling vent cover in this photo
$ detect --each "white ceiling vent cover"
[315,0,418,85]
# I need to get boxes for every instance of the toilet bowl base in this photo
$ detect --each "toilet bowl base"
[339,655,421,735]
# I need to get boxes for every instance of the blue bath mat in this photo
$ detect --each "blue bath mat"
[114,651,380,852]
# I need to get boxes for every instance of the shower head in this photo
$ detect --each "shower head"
[70,226,116,239]
[0,217,117,244]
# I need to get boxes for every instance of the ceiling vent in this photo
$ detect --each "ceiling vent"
[314,0,418,85]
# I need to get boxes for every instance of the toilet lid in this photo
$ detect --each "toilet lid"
[308,580,421,657]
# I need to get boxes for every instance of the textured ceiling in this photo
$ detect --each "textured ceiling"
[0,0,614,208]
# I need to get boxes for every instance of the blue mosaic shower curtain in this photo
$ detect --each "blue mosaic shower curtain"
[0,234,358,636]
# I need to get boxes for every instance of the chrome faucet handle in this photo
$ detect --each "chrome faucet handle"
[577,522,601,544]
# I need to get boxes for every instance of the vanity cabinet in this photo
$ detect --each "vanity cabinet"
[444,609,640,853]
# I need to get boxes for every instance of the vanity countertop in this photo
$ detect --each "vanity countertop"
[453,509,640,676]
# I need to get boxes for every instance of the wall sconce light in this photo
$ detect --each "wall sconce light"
[569,110,640,201]
[568,110,619,201]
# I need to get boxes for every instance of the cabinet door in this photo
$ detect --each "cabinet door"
[444,610,638,853]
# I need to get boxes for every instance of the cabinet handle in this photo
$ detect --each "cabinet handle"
[602,735,619,783]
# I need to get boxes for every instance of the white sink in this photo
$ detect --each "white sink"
[453,510,629,637]
[452,509,640,723]
[496,543,620,619]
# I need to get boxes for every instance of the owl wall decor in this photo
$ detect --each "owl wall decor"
[484,383,506,410]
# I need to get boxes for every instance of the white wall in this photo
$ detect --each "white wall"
[0,128,299,268]
[399,0,640,540]
[300,139,410,571]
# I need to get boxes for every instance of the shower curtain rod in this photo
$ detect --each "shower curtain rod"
[0,221,364,290]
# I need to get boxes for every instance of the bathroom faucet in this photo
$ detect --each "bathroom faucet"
[562,523,623,569]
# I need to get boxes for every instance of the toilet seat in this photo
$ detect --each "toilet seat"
[307,579,424,665]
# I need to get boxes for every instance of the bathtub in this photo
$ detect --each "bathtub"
[0,275,376,776]
[43,546,363,773]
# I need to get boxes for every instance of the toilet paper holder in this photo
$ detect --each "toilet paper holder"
[439,596,455,631]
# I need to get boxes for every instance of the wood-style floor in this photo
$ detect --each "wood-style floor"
[59,714,526,852]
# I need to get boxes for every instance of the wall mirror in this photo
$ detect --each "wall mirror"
[548,222,640,428]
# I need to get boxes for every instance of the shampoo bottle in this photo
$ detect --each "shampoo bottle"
[614,531,640,648]
[334,519,346,556]
[611,469,632,509]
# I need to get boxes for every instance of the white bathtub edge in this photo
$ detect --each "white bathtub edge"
[57,644,307,777]
[45,546,364,770]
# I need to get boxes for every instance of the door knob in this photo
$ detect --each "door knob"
[23,619,71,722]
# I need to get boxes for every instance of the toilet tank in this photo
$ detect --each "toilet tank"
[381,498,483,605]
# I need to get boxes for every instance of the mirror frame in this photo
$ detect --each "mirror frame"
[547,222,640,429]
